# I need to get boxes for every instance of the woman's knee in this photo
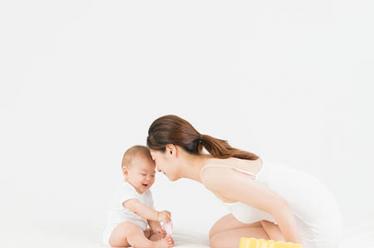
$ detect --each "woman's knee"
[210,225,270,248]
[209,226,218,239]
[209,234,223,248]
[209,214,241,238]
[209,231,242,248]
[209,214,230,238]
[209,214,261,239]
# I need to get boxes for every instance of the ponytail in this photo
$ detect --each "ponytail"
[199,134,259,160]
[147,115,259,160]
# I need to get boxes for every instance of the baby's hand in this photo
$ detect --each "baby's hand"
[151,226,166,237]
[157,210,172,223]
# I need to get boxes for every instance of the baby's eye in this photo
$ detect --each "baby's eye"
[141,173,147,176]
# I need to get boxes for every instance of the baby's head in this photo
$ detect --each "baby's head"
[121,145,156,193]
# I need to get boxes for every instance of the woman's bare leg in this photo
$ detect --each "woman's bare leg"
[210,227,269,248]
[209,214,270,248]
[209,214,262,239]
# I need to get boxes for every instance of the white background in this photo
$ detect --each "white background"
[1,0,373,247]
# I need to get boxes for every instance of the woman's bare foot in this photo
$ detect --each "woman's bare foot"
[153,235,174,248]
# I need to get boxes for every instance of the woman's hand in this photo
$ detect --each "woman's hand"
[261,220,286,241]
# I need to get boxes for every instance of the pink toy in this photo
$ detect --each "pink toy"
[161,221,173,236]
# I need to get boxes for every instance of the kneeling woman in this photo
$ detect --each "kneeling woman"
[146,115,342,248]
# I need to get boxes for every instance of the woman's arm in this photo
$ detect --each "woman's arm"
[201,167,301,243]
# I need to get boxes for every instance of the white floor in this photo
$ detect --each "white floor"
[1,174,372,248]
[2,218,373,248]
[340,222,374,248]
[0,222,209,248]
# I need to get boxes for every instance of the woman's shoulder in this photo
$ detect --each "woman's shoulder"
[200,157,263,177]
[200,157,263,190]
[204,156,262,166]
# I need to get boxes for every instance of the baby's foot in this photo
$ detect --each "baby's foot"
[153,235,174,248]
[168,235,175,246]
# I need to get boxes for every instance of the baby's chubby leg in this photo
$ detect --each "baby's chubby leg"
[108,221,141,247]
[109,221,173,248]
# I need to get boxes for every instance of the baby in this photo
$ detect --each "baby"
[103,145,174,248]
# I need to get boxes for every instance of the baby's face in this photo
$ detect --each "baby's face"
[125,156,156,193]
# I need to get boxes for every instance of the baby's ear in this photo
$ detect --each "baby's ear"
[122,166,128,176]
[122,170,129,182]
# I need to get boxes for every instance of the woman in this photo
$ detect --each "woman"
[146,114,342,248]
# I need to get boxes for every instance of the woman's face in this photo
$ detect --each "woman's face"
[150,147,179,181]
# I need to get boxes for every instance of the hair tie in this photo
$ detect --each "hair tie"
[199,134,204,144]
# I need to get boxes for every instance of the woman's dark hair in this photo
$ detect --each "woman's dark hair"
[146,115,259,160]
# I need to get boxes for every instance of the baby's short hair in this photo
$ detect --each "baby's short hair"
[121,145,153,170]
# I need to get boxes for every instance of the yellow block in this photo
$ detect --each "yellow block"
[239,237,303,248]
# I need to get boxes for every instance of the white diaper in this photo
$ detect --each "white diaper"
[102,210,149,246]
[102,182,154,246]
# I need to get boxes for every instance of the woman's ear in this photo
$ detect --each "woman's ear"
[166,144,177,157]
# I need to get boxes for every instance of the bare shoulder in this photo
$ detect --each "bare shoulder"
[200,165,228,191]
[206,157,263,167]
[200,157,263,190]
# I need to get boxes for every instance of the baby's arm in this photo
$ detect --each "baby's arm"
[123,199,159,221]
[123,199,171,222]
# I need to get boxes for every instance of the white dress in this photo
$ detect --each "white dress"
[202,158,342,248]
[102,182,154,246]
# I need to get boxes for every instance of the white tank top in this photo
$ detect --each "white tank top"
[223,164,278,224]
[201,157,277,224]
[200,157,343,248]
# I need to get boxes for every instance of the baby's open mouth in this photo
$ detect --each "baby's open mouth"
[142,183,148,187]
